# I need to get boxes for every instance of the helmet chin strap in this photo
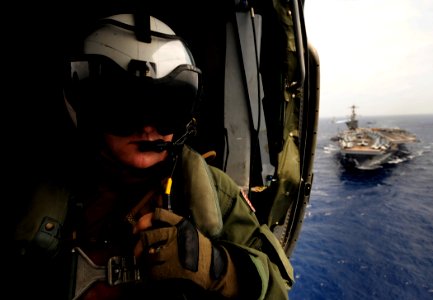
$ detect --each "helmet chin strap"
[137,119,197,153]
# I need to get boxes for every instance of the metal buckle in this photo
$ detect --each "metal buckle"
[107,255,141,286]
[72,247,107,300]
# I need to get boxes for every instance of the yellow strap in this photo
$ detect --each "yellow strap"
[165,177,173,195]
[201,150,217,161]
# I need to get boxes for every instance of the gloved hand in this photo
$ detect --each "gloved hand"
[133,208,239,298]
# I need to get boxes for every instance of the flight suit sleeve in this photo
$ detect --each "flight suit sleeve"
[209,166,294,300]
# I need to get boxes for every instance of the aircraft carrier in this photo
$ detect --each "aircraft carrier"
[333,106,419,170]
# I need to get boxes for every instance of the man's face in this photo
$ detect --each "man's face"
[102,125,174,169]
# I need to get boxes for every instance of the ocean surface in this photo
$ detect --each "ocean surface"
[288,114,433,300]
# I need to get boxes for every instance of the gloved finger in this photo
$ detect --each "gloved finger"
[140,226,178,256]
[134,234,173,259]
[153,208,183,226]
[133,212,154,234]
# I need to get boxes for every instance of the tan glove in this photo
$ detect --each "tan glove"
[135,208,239,298]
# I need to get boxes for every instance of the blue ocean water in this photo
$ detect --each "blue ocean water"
[288,114,433,300]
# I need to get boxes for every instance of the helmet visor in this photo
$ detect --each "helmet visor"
[63,55,201,135]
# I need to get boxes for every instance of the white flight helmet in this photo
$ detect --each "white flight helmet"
[63,14,202,137]
[85,14,195,79]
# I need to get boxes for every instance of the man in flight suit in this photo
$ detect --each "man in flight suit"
[13,13,294,300]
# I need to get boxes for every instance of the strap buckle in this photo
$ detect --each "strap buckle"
[107,255,141,286]
[71,247,142,300]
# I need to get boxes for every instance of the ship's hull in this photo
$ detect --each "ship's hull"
[339,148,394,170]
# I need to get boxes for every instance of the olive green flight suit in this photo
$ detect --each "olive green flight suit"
[13,145,294,299]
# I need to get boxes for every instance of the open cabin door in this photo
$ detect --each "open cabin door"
[177,0,321,257]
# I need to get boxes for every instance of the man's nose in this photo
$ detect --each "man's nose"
[135,125,158,136]
[142,125,156,133]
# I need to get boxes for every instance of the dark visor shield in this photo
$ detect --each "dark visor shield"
[63,55,201,135]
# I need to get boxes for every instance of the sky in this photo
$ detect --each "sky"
[303,0,433,118]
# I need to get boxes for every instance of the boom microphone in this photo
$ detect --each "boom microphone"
[136,140,173,152]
